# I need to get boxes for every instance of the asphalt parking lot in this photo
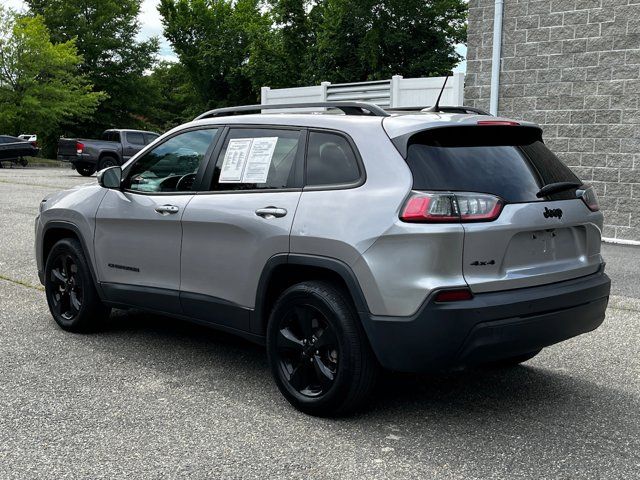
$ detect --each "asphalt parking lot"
[1,167,639,479]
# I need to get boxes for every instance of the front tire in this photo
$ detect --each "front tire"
[98,156,118,171]
[44,238,110,332]
[267,281,378,416]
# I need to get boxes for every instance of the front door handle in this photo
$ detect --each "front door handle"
[255,207,287,219]
[155,204,180,215]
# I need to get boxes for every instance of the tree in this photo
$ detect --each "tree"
[159,0,266,109]
[144,61,200,131]
[0,7,105,155]
[312,0,467,83]
[26,0,159,135]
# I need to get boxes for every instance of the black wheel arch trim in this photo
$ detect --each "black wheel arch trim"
[252,253,371,335]
[41,221,105,300]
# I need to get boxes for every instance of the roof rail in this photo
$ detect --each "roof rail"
[194,102,390,120]
[386,106,492,116]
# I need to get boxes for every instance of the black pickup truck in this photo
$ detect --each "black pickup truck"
[57,129,160,176]
[0,135,39,167]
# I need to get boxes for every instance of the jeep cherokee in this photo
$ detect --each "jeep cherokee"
[35,102,611,415]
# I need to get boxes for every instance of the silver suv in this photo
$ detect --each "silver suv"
[35,102,611,415]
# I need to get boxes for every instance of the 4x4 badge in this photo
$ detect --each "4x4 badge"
[543,207,563,219]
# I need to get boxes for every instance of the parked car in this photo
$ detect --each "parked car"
[18,134,38,146]
[35,102,611,416]
[0,135,39,167]
[57,129,160,176]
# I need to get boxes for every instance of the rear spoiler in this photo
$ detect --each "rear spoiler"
[389,123,543,159]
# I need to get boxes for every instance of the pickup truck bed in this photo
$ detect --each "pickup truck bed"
[58,129,159,176]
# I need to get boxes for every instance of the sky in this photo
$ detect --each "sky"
[5,0,466,72]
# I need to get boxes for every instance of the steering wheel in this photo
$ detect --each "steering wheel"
[175,173,196,191]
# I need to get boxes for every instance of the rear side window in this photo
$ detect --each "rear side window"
[145,133,159,144]
[306,131,360,186]
[102,131,121,142]
[126,132,145,145]
[405,126,580,202]
[210,128,301,191]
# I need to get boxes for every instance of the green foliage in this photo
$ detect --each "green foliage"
[159,0,467,110]
[144,61,200,131]
[159,0,265,109]
[0,7,105,155]
[26,0,159,136]
[312,0,467,83]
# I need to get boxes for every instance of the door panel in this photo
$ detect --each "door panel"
[179,126,304,329]
[180,192,302,322]
[94,127,220,312]
[95,190,192,293]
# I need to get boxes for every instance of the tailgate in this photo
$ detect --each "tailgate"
[462,199,603,292]
[401,124,605,293]
[57,138,78,156]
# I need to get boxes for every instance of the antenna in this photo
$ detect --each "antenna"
[422,73,451,113]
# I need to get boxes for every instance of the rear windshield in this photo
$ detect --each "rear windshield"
[405,126,580,202]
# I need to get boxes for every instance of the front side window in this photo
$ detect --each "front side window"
[306,131,361,186]
[210,128,301,191]
[124,128,219,193]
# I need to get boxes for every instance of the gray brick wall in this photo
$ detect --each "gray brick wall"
[465,0,640,242]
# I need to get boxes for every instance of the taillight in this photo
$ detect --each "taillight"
[578,185,599,212]
[400,191,503,223]
[477,120,520,126]
[76,142,84,154]
[434,289,473,302]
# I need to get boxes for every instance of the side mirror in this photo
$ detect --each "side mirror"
[97,166,122,189]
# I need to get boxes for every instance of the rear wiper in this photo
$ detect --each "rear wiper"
[536,181,582,198]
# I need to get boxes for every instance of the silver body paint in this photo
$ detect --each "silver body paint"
[35,112,605,319]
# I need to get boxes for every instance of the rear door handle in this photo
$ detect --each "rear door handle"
[255,207,287,219]
[155,204,180,215]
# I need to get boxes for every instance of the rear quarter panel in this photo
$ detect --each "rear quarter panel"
[290,122,467,317]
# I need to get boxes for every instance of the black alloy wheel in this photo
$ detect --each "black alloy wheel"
[48,253,83,321]
[275,304,339,397]
[267,281,378,416]
[44,238,110,332]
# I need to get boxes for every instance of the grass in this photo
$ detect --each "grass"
[0,274,44,291]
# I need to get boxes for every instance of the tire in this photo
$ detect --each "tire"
[77,165,95,177]
[489,349,542,368]
[98,156,118,171]
[44,238,110,332]
[19,157,28,167]
[267,281,378,416]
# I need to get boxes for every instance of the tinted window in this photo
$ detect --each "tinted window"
[126,132,145,145]
[145,133,160,144]
[210,128,300,191]
[405,126,580,202]
[102,131,121,142]
[306,131,360,186]
[124,128,219,193]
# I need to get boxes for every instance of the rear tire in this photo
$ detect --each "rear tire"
[44,238,110,332]
[267,281,378,416]
[77,165,95,176]
[98,156,118,171]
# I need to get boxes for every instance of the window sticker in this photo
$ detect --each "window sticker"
[242,137,278,184]
[219,138,252,183]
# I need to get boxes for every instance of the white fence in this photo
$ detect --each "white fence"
[261,73,465,110]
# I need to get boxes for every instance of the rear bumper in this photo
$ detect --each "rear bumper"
[57,153,92,165]
[361,269,611,372]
